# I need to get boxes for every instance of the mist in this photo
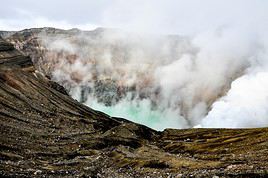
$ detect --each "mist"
[2,1,268,130]
[38,24,268,130]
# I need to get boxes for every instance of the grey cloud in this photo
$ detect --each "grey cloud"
[0,0,267,34]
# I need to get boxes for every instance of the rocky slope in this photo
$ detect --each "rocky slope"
[0,37,268,177]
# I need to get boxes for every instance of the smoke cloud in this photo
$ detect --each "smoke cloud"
[2,1,268,130]
[37,23,268,130]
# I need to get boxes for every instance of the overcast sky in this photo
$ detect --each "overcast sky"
[0,0,267,35]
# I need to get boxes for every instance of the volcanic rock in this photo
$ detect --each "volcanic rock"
[0,37,268,177]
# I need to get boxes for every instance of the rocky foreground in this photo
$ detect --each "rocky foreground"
[0,37,268,177]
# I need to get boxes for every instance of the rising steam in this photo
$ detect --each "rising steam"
[5,0,259,130]
[34,23,268,131]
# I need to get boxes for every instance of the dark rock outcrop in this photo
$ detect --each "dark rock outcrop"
[0,37,268,177]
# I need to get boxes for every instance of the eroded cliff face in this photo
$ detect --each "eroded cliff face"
[0,37,268,177]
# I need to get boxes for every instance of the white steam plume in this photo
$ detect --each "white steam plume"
[34,23,268,130]
[22,0,268,130]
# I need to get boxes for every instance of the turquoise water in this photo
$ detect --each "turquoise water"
[85,98,188,131]
[69,86,188,130]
